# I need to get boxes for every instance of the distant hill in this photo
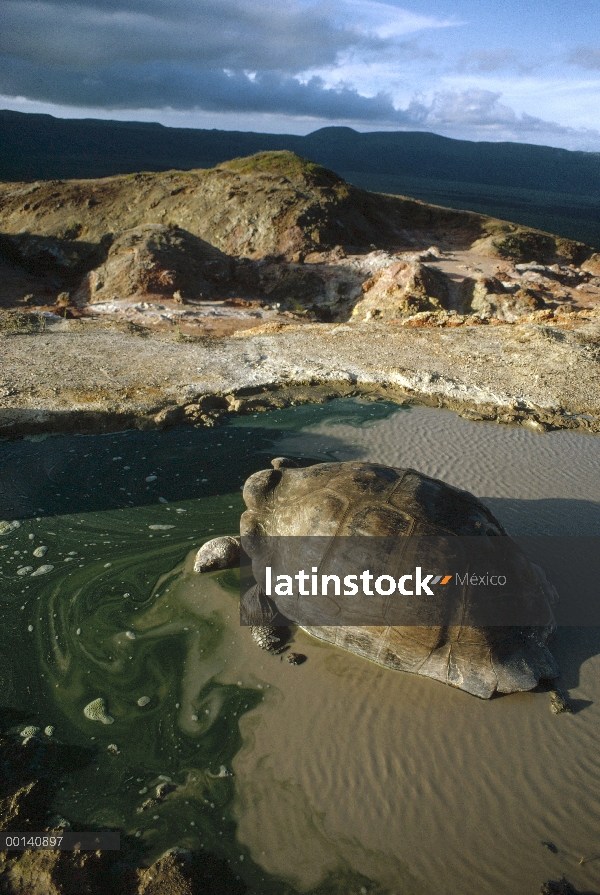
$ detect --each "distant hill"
[1,110,599,248]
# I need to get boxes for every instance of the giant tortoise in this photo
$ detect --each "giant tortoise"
[196,459,559,698]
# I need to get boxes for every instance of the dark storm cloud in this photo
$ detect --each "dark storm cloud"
[0,55,424,122]
[0,0,460,127]
[1,0,373,73]
[0,0,412,121]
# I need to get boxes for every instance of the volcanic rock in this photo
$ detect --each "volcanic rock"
[74,225,234,304]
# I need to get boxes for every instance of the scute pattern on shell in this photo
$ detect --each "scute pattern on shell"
[241,460,560,699]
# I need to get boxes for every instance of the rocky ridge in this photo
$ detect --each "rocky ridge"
[1,152,599,332]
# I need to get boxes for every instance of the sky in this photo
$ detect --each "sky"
[2,0,600,150]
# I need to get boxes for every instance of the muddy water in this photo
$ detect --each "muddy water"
[1,400,600,894]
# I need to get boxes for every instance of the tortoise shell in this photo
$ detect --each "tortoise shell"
[241,460,559,698]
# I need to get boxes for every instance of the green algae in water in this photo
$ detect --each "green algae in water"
[0,400,407,893]
[0,517,259,863]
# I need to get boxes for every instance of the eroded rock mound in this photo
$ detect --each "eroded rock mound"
[351,257,449,321]
[74,225,233,304]
[0,151,597,326]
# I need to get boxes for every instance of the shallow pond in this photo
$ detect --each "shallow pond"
[1,399,600,895]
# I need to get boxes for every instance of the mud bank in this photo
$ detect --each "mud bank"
[1,319,600,438]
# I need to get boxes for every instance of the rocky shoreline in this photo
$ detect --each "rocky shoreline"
[1,318,599,439]
[1,151,599,440]
[0,727,244,894]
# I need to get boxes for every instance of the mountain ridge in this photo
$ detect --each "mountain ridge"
[1,110,599,248]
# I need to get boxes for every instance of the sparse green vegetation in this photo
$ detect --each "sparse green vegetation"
[223,150,318,174]
[492,230,558,262]
[0,310,47,334]
[221,151,341,189]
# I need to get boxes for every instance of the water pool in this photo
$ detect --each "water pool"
[1,399,600,894]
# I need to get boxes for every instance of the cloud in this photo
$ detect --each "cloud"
[417,89,600,150]
[0,0,460,121]
[0,0,453,74]
[568,46,600,71]
[1,0,368,73]
[426,89,517,126]
[0,58,418,121]
[457,49,529,75]
[338,0,459,40]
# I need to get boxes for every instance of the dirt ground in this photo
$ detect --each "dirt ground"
[1,316,599,439]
